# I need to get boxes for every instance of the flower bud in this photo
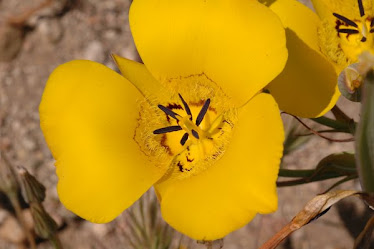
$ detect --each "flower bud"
[30,203,57,239]
[17,167,46,204]
[338,63,362,102]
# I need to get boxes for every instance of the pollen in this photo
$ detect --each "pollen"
[134,73,237,181]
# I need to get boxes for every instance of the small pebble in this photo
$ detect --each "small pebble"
[83,41,105,62]
[37,19,64,44]
[0,215,25,243]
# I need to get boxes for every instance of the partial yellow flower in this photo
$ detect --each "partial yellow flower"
[39,0,287,240]
[312,0,374,71]
[260,0,340,118]
[261,0,374,116]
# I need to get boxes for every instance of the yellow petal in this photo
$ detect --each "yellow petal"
[310,0,335,21]
[130,0,287,106]
[112,54,172,104]
[39,60,167,223]
[262,0,339,117]
[155,93,284,240]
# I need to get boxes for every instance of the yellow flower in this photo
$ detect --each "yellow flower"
[261,0,374,117]
[260,0,341,118]
[39,0,287,240]
[312,0,374,71]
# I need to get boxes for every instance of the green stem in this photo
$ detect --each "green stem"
[9,193,37,249]
[322,174,358,193]
[50,234,64,249]
[355,70,374,193]
[277,168,353,187]
[278,169,316,178]
[277,174,343,187]
[311,116,355,134]
[331,105,352,123]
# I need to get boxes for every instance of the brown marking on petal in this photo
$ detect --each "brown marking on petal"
[160,135,173,156]
[163,103,183,123]
[335,19,342,30]
[177,161,192,172]
[186,155,194,162]
[223,119,234,128]
[189,100,217,114]
[177,161,184,172]
[211,150,222,160]
[165,72,215,84]
[189,99,205,106]
[133,111,148,156]
[166,103,183,110]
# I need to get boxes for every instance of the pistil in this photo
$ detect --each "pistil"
[153,94,212,146]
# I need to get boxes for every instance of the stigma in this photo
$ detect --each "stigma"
[153,94,212,146]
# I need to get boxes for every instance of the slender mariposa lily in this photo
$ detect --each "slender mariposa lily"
[312,0,374,71]
[260,0,374,117]
[260,0,340,118]
[40,0,287,240]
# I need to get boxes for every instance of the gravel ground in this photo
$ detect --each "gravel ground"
[0,0,371,248]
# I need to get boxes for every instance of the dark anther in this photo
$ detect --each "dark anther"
[153,126,182,134]
[337,29,360,34]
[333,13,358,28]
[180,133,189,145]
[370,29,374,33]
[178,93,192,120]
[196,98,211,126]
[158,105,180,120]
[361,36,367,42]
[371,19,374,27]
[358,0,365,17]
[191,129,199,139]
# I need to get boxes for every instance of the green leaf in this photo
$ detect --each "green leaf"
[278,153,357,187]
[311,116,356,134]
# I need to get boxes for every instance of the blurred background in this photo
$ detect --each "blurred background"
[0,0,370,248]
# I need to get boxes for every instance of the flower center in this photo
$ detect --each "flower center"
[153,95,213,146]
[318,0,374,68]
[333,11,374,62]
[133,74,237,181]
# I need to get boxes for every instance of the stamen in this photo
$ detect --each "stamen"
[337,29,360,34]
[158,105,180,120]
[180,133,189,145]
[153,126,182,134]
[370,29,374,33]
[358,0,365,17]
[333,13,358,28]
[178,93,192,120]
[371,19,374,27]
[196,98,211,126]
[191,129,199,139]
[361,36,367,42]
